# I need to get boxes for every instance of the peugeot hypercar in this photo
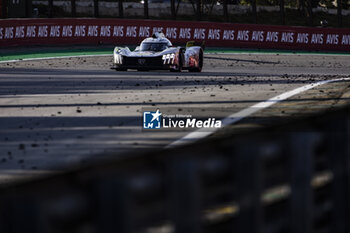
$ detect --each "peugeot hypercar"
[112,32,204,72]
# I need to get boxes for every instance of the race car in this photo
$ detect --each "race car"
[112,32,204,72]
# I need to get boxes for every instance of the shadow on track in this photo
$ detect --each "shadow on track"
[204,55,280,65]
[0,97,348,109]
[0,67,308,78]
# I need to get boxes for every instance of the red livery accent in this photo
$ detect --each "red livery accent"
[0,18,349,51]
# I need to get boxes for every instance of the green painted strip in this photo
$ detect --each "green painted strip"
[0,47,114,62]
[0,51,112,61]
[0,46,349,62]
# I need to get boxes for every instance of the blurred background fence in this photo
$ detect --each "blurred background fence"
[0,103,349,233]
[1,0,350,27]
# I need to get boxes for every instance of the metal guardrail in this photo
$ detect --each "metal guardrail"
[0,106,349,233]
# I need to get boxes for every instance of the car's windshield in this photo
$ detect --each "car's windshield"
[140,43,168,51]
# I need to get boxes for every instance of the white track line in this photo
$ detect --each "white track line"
[166,77,350,148]
[0,54,111,64]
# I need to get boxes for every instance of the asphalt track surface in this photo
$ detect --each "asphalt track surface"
[0,52,350,182]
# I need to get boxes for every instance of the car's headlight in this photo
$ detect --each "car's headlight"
[114,54,122,64]
[162,53,175,64]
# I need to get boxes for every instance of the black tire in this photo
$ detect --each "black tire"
[116,67,127,71]
[137,68,149,71]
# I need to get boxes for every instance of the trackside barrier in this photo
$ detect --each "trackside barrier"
[0,106,349,233]
[0,18,350,51]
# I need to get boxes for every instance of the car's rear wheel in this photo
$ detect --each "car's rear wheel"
[189,50,203,72]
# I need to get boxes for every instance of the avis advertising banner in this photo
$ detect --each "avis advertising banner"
[0,18,350,51]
